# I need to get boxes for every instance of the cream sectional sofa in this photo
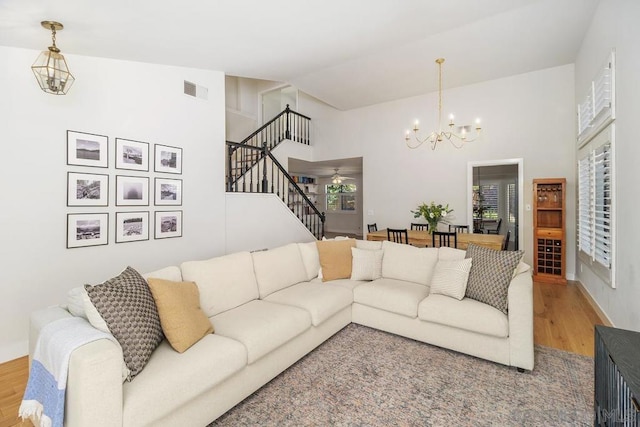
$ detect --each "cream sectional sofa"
[29,239,533,427]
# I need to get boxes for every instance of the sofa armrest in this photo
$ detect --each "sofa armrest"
[506,271,534,370]
[29,307,123,427]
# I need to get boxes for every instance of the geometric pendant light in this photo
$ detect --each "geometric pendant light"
[31,21,75,95]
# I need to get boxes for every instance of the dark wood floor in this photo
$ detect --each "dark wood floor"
[0,280,605,427]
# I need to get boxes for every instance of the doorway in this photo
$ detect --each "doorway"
[261,85,298,124]
[467,159,523,250]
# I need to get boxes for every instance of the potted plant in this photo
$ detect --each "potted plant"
[411,202,453,234]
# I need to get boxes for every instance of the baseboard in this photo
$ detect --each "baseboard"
[574,281,614,327]
[0,339,28,365]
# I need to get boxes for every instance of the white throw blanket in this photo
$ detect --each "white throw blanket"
[19,316,115,427]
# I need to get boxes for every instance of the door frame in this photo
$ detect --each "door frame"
[467,158,523,249]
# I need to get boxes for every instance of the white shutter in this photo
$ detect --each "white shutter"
[577,51,615,146]
[577,155,592,255]
[593,143,612,268]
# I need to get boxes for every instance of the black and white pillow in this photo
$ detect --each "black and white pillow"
[464,244,523,314]
[85,266,164,380]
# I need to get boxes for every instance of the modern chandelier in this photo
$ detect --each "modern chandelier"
[405,58,481,150]
[31,21,75,95]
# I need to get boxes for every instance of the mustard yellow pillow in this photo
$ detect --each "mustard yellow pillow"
[316,239,356,281]
[146,278,213,353]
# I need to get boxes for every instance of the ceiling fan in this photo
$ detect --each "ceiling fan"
[331,168,355,184]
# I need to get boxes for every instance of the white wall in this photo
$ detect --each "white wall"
[310,65,576,269]
[0,46,226,363]
[225,193,316,253]
[574,0,640,329]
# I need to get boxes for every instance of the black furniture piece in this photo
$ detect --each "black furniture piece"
[411,223,429,231]
[502,230,511,250]
[448,224,469,233]
[367,223,378,232]
[387,228,409,244]
[432,231,457,248]
[594,325,640,426]
[485,218,503,234]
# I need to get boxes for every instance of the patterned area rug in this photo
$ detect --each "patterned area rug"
[209,324,593,426]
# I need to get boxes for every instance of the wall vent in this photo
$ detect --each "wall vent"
[184,80,208,100]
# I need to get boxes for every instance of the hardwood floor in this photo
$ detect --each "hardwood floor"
[0,280,605,427]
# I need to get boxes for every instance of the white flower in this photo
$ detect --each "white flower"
[429,212,435,218]
[441,211,447,217]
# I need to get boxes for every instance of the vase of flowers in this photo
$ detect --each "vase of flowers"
[411,202,453,234]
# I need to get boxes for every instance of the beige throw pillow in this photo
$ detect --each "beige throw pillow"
[316,239,356,281]
[429,258,473,300]
[147,278,214,353]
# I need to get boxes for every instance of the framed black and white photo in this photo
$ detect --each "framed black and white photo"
[154,144,182,174]
[154,178,182,206]
[155,210,182,239]
[115,211,149,243]
[116,175,149,206]
[67,172,109,206]
[67,213,109,248]
[67,130,108,168]
[115,138,149,171]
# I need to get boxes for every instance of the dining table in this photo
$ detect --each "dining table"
[366,229,505,251]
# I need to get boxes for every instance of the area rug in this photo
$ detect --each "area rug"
[209,324,593,426]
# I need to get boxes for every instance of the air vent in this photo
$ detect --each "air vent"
[184,80,208,100]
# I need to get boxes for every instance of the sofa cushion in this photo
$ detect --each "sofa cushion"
[353,278,430,318]
[265,282,353,326]
[298,241,320,281]
[122,335,247,426]
[381,241,438,286]
[429,258,473,300]
[350,247,383,281]
[312,277,368,291]
[147,278,214,353]
[141,266,183,282]
[212,300,311,364]
[84,266,164,380]
[181,252,259,317]
[252,243,309,298]
[418,294,509,338]
[464,244,524,314]
[316,239,356,281]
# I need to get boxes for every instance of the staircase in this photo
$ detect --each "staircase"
[226,105,325,239]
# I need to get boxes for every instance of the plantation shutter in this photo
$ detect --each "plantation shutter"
[593,143,612,268]
[577,156,592,255]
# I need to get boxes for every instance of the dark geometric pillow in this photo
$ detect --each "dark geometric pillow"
[85,266,164,380]
[464,244,524,314]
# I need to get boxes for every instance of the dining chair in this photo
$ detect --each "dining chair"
[387,228,409,244]
[502,229,511,250]
[448,224,469,233]
[410,223,429,231]
[367,223,378,232]
[432,231,457,248]
[485,218,503,234]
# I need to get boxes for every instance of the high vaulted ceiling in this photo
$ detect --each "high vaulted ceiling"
[1,0,598,110]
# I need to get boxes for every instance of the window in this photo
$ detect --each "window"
[577,124,614,286]
[326,184,356,212]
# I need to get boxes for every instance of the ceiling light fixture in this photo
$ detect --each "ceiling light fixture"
[405,58,481,150]
[31,21,75,95]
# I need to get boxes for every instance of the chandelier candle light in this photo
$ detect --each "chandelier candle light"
[405,58,481,150]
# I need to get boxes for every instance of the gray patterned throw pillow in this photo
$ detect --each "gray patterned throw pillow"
[464,244,523,314]
[85,266,164,380]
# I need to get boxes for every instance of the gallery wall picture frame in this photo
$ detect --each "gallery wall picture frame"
[67,130,108,168]
[155,210,182,239]
[115,138,149,172]
[67,172,109,207]
[154,144,182,174]
[116,175,149,206]
[67,213,109,248]
[115,211,150,243]
[154,178,182,206]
